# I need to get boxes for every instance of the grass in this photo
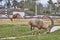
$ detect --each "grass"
[0,19,60,40]
[15,34,60,40]
[0,19,60,25]
[0,24,60,40]
[0,24,30,38]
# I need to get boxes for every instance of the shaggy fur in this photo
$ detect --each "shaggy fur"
[29,15,54,34]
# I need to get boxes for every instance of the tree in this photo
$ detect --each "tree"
[48,0,53,4]
[19,0,24,9]
[7,0,11,8]
[0,0,2,2]
[13,0,18,8]
[0,0,2,4]
[37,3,43,15]
[48,0,53,14]
[25,0,37,11]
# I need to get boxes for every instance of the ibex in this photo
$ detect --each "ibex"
[7,13,22,21]
[29,15,54,34]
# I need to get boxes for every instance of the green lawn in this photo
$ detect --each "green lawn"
[0,24,60,40]
[0,24,30,38]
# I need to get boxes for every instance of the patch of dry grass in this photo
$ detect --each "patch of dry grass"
[0,19,60,26]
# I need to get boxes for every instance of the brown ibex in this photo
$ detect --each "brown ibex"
[7,13,22,21]
[29,15,54,34]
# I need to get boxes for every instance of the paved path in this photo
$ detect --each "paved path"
[0,35,35,40]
